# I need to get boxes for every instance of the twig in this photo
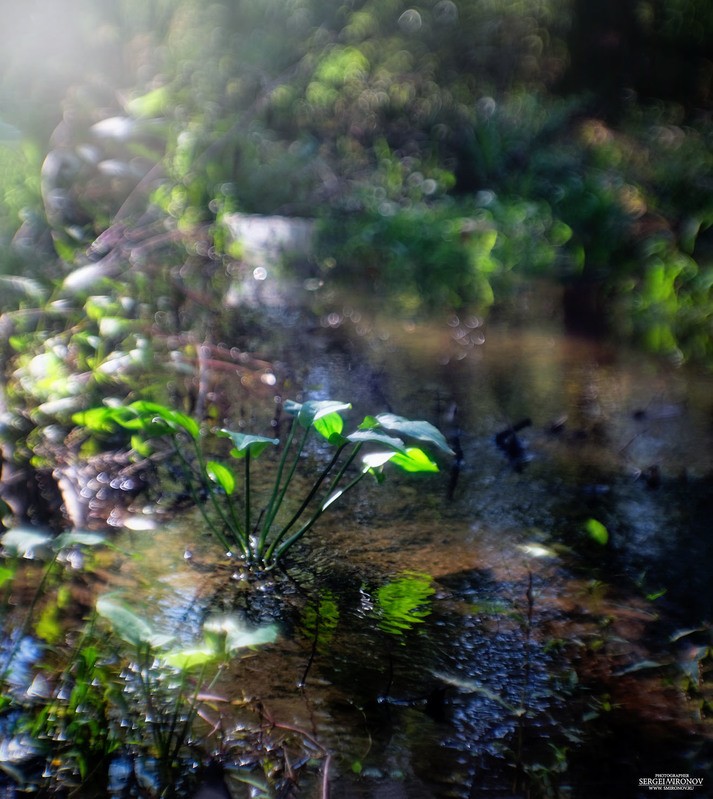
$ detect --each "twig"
[260,706,331,799]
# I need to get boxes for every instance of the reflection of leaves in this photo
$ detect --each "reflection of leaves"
[96,594,174,649]
[466,599,517,616]
[375,571,435,637]
[36,584,71,643]
[164,618,278,669]
[202,614,278,655]
[301,590,340,652]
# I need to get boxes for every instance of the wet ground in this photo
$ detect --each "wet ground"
[3,278,713,797]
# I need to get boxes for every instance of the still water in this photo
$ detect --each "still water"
[4,280,713,797]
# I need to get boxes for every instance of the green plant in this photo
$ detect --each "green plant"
[0,528,106,684]
[373,570,435,637]
[92,594,277,792]
[671,625,713,718]
[0,528,119,790]
[0,525,294,797]
[73,399,452,570]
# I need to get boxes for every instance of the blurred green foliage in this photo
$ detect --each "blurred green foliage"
[0,0,711,362]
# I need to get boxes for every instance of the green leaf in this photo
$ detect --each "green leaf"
[126,86,170,117]
[1,527,53,558]
[389,447,439,473]
[72,406,121,433]
[96,595,173,648]
[203,614,278,655]
[128,401,200,440]
[296,400,352,429]
[218,430,279,459]
[131,433,153,457]
[73,404,176,438]
[375,413,454,455]
[36,603,62,643]
[347,429,406,451]
[84,294,119,321]
[584,518,609,546]
[313,411,344,441]
[358,415,380,430]
[646,589,667,602]
[9,334,31,353]
[163,647,216,671]
[206,461,236,494]
[52,531,105,551]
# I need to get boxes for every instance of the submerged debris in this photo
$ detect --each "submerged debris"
[495,418,532,471]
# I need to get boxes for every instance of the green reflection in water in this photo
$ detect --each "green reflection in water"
[375,571,435,637]
[301,589,340,654]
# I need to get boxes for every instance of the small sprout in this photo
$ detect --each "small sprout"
[584,518,609,546]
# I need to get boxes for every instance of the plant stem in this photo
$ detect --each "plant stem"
[270,463,369,564]
[273,443,347,545]
[257,416,304,558]
[171,435,241,556]
[192,440,248,556]
[264,442,362,564]
[171,660,211,763]
[137,642,165,758]
[165,669,188,765]
[244,450,251,547]
[0,550,60,684]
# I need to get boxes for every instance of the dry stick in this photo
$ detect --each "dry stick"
[259,704,331,799]
[276,720,331,799]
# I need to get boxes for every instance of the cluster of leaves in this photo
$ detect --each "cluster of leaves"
[317,187,574,312]
[0,527,443,796]
[0,0,711,404]
[72,398,453,569]
[0,527,280,796]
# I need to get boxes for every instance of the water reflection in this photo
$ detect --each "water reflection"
[244,283,713,792]
[3,283,713,796]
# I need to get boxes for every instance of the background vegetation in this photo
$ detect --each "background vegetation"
[0,0,712,360]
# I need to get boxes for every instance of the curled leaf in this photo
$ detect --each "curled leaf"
[348,430,406,451]
[218,430,279,459]
[296,400,352,429]
[206,461,236,494]
[96,594,173,648]
[375,413,454,455]
[390,447,439,473]
[313,411,344,441]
